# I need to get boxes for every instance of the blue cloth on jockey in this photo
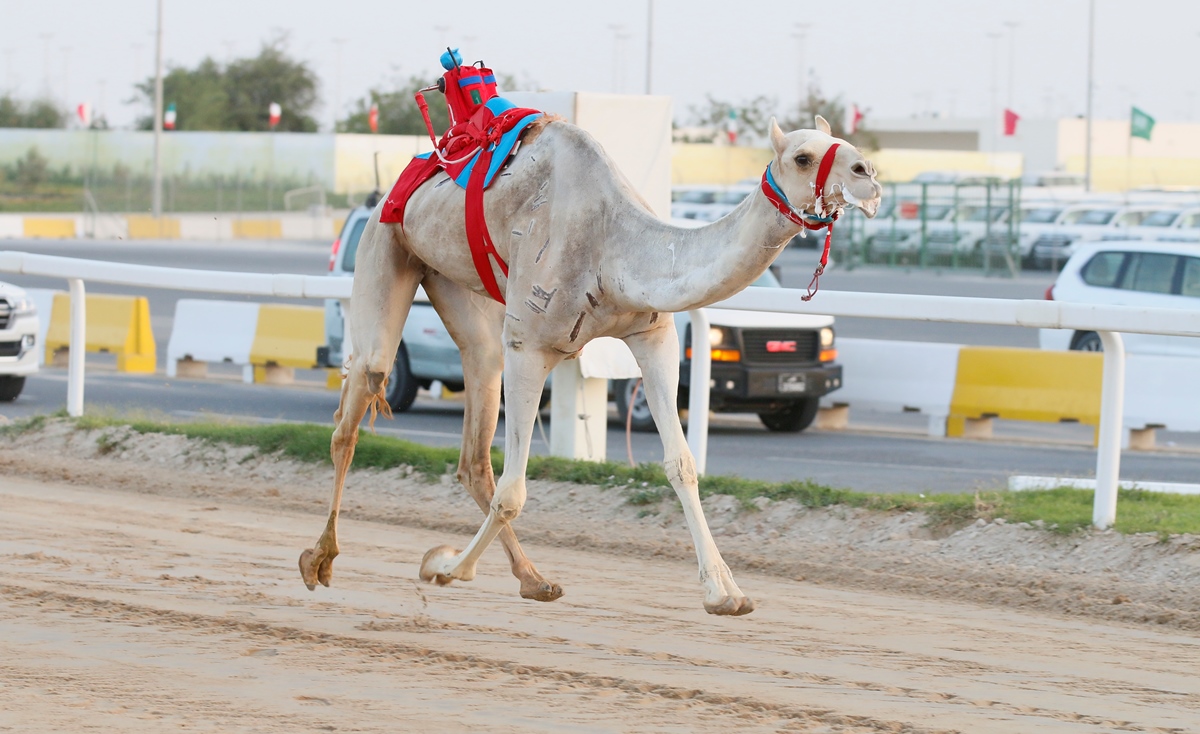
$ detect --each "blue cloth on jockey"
[451,97,544,189]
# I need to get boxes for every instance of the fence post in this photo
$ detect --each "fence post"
[67,278,86,417]
[918,183,928,268]
[686,308,711,476]
[1093,330,1126,528]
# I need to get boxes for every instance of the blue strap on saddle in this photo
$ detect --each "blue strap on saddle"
[452,97,543,189]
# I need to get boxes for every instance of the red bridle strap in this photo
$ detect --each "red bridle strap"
[759,143,842,301]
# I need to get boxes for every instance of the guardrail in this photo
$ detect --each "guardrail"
[699,287,1200,529]
[5,249,1200,529]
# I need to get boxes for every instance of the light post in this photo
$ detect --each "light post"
[1004,21,1019,111]
[644,0,654,94]
[987,31,1001,162]
[1084,0,1095,192]
[793,22,813,110]
[151,0,164,218]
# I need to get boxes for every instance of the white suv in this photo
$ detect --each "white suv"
[1040,240,1200,356]
[0,281,40,401]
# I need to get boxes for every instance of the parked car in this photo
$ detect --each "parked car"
[0,280,41,402]
[1028,204,1168,269]
[1039,240,1200,356]
[319,202,469,412]
[867,200,955,253]
[613,265,842,434]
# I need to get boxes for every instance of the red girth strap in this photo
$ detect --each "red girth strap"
[464,144,508,303]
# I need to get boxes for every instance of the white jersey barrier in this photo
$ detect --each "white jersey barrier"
[819,338,961,437]
[166,300,261,381]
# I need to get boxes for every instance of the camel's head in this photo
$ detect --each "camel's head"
[767,115,882,219]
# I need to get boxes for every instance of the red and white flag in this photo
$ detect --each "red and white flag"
[725,108,737,145]
[368,103,379,133]
[1003,108,1020,136]
[846,104,864,135]
[268,102,282,129]
[76,103,91,127]
[163,103,177,130]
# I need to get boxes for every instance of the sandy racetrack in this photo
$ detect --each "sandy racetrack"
[1,422,1199,732]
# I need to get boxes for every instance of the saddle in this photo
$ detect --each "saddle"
[378,50,543,304]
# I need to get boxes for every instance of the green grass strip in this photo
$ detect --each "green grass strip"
[7,412,1200,537]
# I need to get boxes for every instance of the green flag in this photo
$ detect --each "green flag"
[1131,106,1155,141]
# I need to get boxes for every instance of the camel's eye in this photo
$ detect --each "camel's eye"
[794,153,812,168]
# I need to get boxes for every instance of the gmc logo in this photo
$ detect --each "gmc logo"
[766,340,797,353]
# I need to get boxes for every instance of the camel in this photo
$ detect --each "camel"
[298,113,881,616]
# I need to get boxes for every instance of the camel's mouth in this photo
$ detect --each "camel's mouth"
[828,184,882,219]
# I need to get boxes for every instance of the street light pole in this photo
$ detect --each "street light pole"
[644,0,653,94]
[151,0,164,218]
[1004,21,1019,111]
[987,31,1001,162]
[793,23,813,110]
[1084,0,1095,192]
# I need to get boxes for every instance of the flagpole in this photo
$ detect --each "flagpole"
[1084,0,1095,193]
[151,0,163,218]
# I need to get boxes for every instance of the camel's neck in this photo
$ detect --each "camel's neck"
[606,187,798,313]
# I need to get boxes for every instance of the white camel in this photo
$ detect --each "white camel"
[299,114,881,615]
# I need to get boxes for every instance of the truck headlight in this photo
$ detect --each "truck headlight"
[709,326,731,347]
[819,327,834,348]
[9,296,35,315]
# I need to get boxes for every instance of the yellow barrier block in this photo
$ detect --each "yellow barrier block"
[24,217,76,238]
[43,293,157,373]
[326,368,343,390]
[947,347,1102,440]
[233,219,283,239]
[126,215,182,239]
[249,304,324,371]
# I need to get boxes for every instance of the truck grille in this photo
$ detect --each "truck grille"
[0,300,10,330]
[740,329,819,365]
[0,341,20,357]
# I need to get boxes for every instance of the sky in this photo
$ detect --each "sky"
[1,0,1198,131]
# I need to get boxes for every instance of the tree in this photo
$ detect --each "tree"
[687,94,779,145]
[134,36,319,132]
[784,84,877,151]
[340,74,450,136]
[13,147,50,188]
[339,71,531,136]
[0,95,66,129]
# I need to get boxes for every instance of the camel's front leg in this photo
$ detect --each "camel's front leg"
[420,346,558,586]
[624,323,755,616]
[421,272,563,601]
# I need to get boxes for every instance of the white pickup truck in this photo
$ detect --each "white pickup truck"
[319,205,842,432]
[0,280,40,402]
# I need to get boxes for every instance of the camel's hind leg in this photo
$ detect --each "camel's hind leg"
[420,272,563,601]
[299,220,424,590]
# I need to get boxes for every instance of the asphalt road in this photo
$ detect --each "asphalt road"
[3,236,1198,494]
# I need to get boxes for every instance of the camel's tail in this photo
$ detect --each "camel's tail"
[367,381,393,432]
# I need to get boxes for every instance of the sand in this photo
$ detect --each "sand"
[1,420,1198,732]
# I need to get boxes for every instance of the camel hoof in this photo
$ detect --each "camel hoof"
[704,596,756,616]
[298,547,337,591]
[419,545,459,586]
[520,579,565,602]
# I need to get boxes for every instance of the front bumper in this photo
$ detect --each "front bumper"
[0,325,40,377]
[684,362,843,412]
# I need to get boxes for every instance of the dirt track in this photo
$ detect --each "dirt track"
[2,424,1200,732]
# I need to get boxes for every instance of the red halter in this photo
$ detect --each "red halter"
[760,143,841,301]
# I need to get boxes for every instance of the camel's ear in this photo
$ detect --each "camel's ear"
[814,115,832,135]
[769,117,788,156]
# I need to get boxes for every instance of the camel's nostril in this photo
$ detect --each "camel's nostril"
[851,162,868,177]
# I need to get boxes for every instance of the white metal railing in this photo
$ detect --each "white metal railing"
[6,250,1200,528]
[696,286,1200,529]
